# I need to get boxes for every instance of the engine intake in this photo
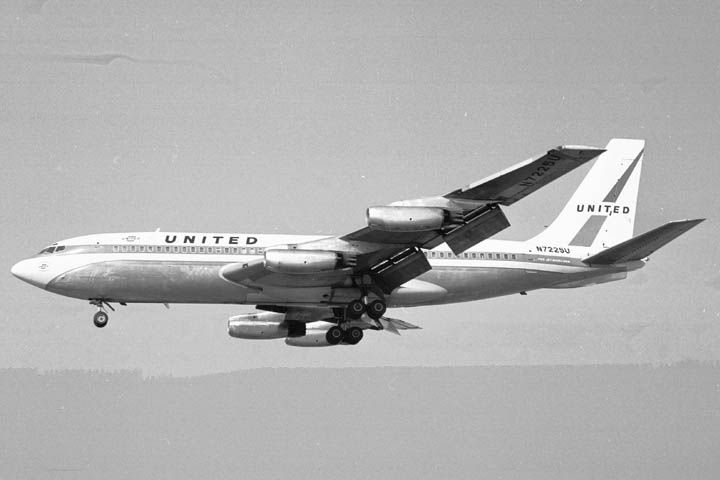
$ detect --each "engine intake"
[367,206,457,232]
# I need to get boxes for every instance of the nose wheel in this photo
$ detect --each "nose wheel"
[89,299,114,328]
[93,311,109,328]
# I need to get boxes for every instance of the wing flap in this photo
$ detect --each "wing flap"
[442,204,510,254]
[379,316,422,335]
[583,219,704,265]
[446,146,605,205]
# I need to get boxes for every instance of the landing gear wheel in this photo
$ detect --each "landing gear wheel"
[93,311,109,328]
[343,327,364,345]
[346,299,366,319]
[326,326,344,345]
[366,299,387,320]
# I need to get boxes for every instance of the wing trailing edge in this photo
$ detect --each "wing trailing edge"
[582,219,705,265]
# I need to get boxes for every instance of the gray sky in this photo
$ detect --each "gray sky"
[1,1,719,376]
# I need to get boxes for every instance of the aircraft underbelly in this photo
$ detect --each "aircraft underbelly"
[396,266,568,306]
[46,258,594,308]
[47,260,249,303]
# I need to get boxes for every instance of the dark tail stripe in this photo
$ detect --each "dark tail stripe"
[569,215,607,247]
[602,149,644,202]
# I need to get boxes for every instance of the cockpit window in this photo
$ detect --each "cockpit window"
[38,245,66,254]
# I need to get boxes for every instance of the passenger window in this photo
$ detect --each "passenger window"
[511,254,516,260]
[199,247,205,253]
[55,246,65,252]
[173,246,179,253]
[232,247,238,254]
[223,247,230,254]
[504,254,508,260]
[147,246,153,252]
[112,245,119,253]
[139,245,145,252]
[121,245,127,252]
[240,248,247,254]
[190,246,196,253]
[181,246,187,253]
[248,248,256,255]
[130,245,136,252]
[471,253,476,259]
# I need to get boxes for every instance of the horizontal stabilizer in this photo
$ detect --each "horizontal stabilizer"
[583,219,704,265]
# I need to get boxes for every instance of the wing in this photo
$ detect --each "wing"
[221,144,605,296]
[341,145,604,252]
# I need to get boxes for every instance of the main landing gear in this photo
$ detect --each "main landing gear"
[345,298,387,320]
[89,299,115,328]
[325,295,387,345]
[325,325,364,346]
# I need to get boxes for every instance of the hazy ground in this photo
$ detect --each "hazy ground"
[2,364,718,479]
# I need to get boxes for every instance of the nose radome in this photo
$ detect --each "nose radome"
[10,259,48,288]
[11,260,25,279]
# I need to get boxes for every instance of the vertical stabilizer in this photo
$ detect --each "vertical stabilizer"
[530,138,645,251]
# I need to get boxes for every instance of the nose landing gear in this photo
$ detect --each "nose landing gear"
[89,299,114,328]
[93,311,109,328]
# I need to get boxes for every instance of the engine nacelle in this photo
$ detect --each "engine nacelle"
[227,311,288,339]
[367,206,451,232]
[264,249,342,274]
[284,321,337,347]
[285,330,334,347]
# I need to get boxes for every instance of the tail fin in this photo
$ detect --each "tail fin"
[530,138,645,250]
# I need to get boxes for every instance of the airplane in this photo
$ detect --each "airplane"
[11,139,703,347]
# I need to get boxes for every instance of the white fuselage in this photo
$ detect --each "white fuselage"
[11,231,642,308]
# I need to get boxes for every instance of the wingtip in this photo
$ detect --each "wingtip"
[555,145,606,160]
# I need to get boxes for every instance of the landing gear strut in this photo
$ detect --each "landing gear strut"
[89,299,114,328]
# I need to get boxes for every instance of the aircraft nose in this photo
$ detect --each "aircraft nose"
[11,260,26,279]
[11,259,49,288]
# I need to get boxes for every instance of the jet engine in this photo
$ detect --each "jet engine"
[366,206,460,232]
[227,311,288,339]
[264,249,344,274]
[228,314,345,347]
[284,329,334,347]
